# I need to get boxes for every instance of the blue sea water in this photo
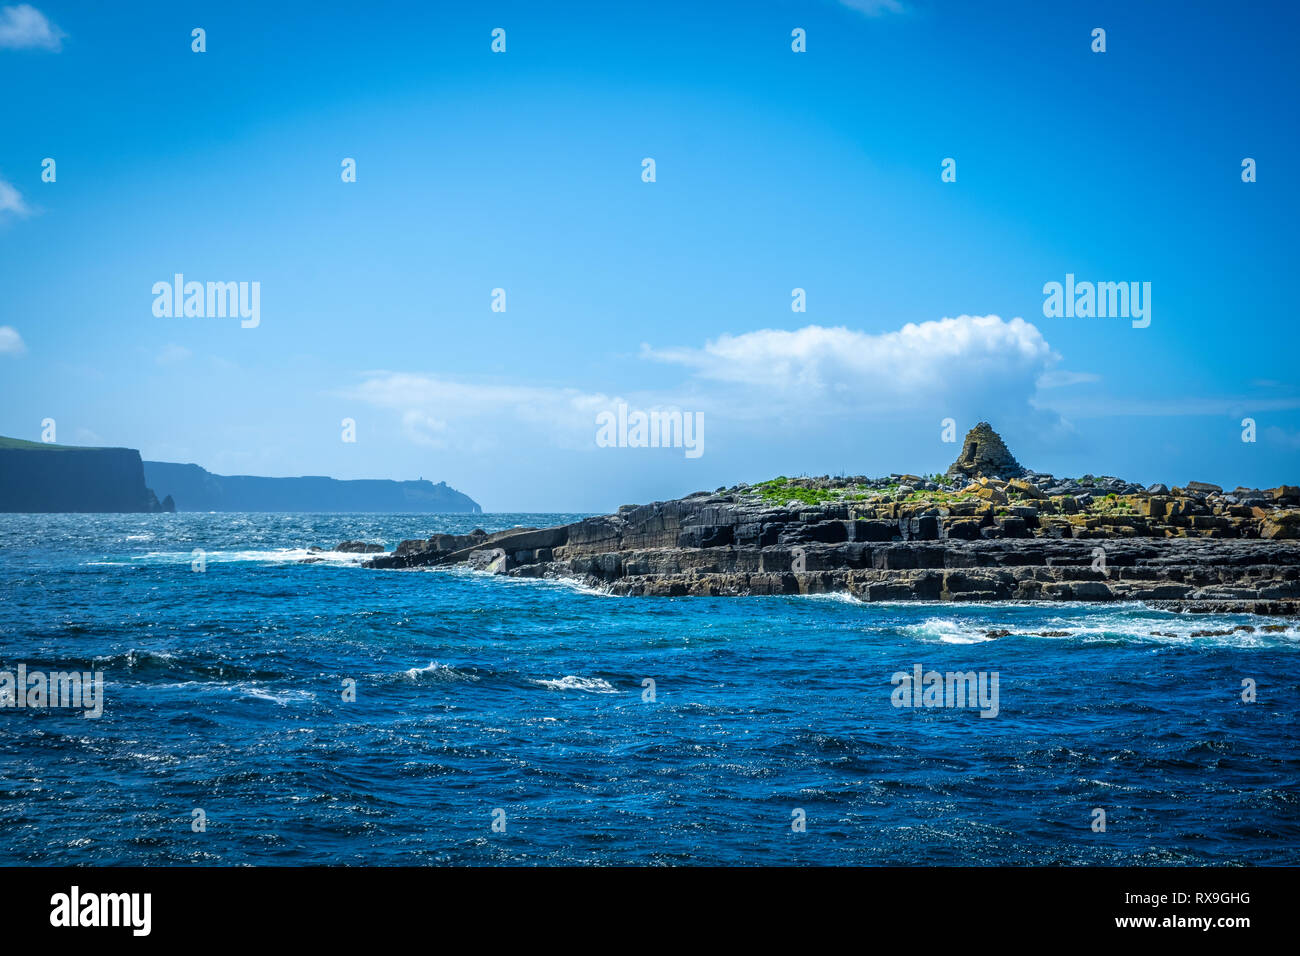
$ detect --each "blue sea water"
[0,513,1296,866]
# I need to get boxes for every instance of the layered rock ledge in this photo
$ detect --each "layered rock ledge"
[362,477,1300,616]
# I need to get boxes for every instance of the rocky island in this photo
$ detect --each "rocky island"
[361,424,1300,616]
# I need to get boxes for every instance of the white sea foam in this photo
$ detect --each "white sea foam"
[402,661,478,682]
[897,612,1299,648]
[92,649,179,666]
[234,684,314,705]
[444,566,613,597]
[531,675,618,693]
[125,548,372,566]
[800,591,864,605]
[903,617,997,644]
[145,680,313,704]
[538,577,613,598]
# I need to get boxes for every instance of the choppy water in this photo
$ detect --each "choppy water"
[0,513,1297,865]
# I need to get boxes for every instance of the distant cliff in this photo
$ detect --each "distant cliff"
[143,461,481,513]
[0,437,171,513]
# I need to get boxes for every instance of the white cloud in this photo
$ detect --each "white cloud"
[0,325,25,355]
[642,315,1056,415]
[156,343,192,365]
[345,373,617,453]
[0,176,30,217]
[1035,394,1300,419]
[1263,426,1300,449]
[0,4,63,51]
[342,316,1084,507]
[347,315,1066,460]
[1037,369,1100,389]
[838,0,906,16]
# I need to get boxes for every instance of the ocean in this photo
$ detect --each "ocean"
[1,513,1296,865]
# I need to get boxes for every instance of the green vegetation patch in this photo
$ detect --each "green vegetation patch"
[752,477,843,506]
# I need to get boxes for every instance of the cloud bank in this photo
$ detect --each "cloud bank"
[642,315,1056,416]
[0,325,26,355]
[347,315,1061,453]
[837,0,906,17]
[0,176,30,217]
[0,4,63,51]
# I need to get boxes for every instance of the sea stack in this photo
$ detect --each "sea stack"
[946,422,1026,480]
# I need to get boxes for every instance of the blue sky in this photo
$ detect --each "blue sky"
[1,0,1297,511]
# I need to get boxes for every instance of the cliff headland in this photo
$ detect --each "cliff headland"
[0,436,481,514]
[143,461,481,513]
[0,436,172,513]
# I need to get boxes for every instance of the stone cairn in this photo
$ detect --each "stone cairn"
[945,422,1025,480]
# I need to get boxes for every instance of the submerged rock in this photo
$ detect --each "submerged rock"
[336,541,386,553]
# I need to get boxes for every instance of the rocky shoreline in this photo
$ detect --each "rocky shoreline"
[353,425,1300,616]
